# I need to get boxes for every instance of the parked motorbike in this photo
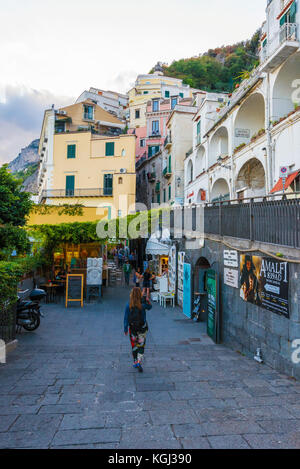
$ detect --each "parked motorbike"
[17,288,46,332]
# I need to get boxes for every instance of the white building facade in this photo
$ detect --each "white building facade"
[184,0,300,205]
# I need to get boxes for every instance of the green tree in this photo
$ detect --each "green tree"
[0,164,32,257]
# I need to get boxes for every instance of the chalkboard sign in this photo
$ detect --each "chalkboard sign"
[206,269,220,344]
[66,274,84,308]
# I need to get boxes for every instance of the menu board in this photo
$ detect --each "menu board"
[66,274,84,308]
[206,269,220,344]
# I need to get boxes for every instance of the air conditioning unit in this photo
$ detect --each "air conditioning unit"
[120,168,127,174]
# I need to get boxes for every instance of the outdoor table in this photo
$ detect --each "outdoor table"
[40,284,60,303]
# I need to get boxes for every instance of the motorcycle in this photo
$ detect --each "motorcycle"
[17,288,46,332]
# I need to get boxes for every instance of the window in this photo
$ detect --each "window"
[148,145,160,157]
[140,139,145,147]
[83,105,94,120]
[168,185,172,200]
[165,91,170,98]
[168,154,172,173]
[157,192,161,204]
[103,174,113,196]
[197,121,201,144]
[105,142,115,156]
[65,175,75,196]
[152,100,159,112]
[67,144,76,159]
[163,189,166,203]
[135,109,140,119]
[118,177,123,184]
[55,121,65,133]
[143,91,149,94]
[171,97,178,109]
[121,148,126,156]
[179,93,184,99]
[152,120,159,135]
[118,210,122,217]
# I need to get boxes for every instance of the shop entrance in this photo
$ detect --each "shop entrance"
[192,257,211,322]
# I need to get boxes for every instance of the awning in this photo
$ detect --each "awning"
[146,237,170,256]
[270,171,299,193]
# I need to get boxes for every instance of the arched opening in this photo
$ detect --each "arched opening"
[193,257,211,323]
[234,93,265,149]
[186,160,193,184]
[118,177,123,184]
[272,52,300,122]
[209,126,229,167]
[195,146,206,176]
[236,158,266,199]
[211,178,230,202]
[196,188,206,203]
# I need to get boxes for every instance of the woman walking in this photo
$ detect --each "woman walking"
[142,268,155,301]
[124,287,152,372]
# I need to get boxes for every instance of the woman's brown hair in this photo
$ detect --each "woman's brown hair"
[129,287,142,310]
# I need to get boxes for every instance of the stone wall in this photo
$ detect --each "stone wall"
[179,236,300,379]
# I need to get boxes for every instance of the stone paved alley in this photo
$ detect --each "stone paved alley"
[1,287,300,449]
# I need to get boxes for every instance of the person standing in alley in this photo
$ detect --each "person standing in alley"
[142,268,155,301]
[124,287,152,372]
[123,259,132,286]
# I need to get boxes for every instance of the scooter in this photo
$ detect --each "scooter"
[16,288,46,332]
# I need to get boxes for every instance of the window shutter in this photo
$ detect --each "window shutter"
[280,13,287,26]
[65,175,75,195]
[104,174,113,195]
[67,144,76,159]
[290,1,297,22]
[168,155,171,173]
[168,185,171,200]
[105,142,115,156]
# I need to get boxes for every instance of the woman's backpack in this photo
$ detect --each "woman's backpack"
[128,306,144,333]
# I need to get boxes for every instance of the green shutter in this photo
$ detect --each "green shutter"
[67,144,76,159]
[165,91,170,98]
[179,93,183,98]
[66,175,75,196]
[163,189,166,203]
[280,13,287,26]
[105,142,115,156]
[104,174,113,195]
[168,185,171,200]
[168,155,171,173]
[290,1,297,22]
[157,192,160,204]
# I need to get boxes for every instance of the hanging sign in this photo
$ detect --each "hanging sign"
[240,255,289,318]
[66,274,84,308]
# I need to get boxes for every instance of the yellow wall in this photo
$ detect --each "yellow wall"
[59,101,123,128]
[46,132,136,217]
[27,206,109,226]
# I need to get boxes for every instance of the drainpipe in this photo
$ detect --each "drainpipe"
[266,72,273,194]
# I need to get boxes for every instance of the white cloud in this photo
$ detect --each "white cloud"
[0,86,72,164]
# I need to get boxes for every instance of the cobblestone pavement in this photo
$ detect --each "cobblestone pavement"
[1,286,300,449]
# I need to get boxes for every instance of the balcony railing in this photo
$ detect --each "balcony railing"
[169,194,300,249]
[164,135,172,147]
[262,23,298,67]
[41,188,113,199]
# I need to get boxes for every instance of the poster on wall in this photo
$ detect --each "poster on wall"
[224,268,239,288]
[240,254,289,318]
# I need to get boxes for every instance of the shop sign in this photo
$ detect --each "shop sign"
[206,269,221,344]
[183,263,192,319]
[224,268,239,288]
[240,254,289,318]
[235,128,250,138]
[224,250,239,268]
[87,258,103,286]
[66,274,84,308]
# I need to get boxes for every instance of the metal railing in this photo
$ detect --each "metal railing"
[41,188,113,199]
[169,194,300,249]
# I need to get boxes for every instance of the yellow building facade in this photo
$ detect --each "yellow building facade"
[32,101,136,225]
[128,73,198,129]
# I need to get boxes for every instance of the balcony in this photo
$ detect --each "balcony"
[147,172,156,182]
[148,132,161,139]
[41,188,113,200]
[164,135,172,149]
[261,23,299,72]
[163,167,172,178]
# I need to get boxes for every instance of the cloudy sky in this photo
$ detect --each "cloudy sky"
[0,0,266,164]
